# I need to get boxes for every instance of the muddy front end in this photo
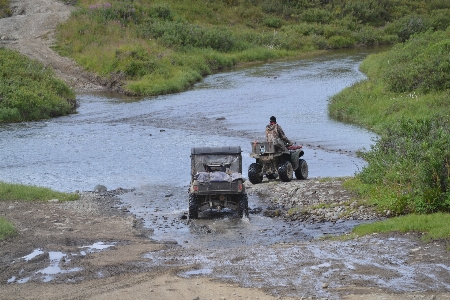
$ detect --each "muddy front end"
[188,146,248,219]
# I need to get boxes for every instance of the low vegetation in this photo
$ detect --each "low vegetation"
[0,48,76,123]
[55,0,450,95]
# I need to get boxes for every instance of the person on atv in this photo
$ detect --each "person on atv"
[266,116,292,147]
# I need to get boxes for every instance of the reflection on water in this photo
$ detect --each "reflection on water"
[0,49,380,192]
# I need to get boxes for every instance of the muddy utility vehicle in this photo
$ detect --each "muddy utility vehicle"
[248,138,308,184]
[188,146,249,219]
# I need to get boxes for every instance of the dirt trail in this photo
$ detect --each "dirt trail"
[0,0,106,92]
[1,1,450,299]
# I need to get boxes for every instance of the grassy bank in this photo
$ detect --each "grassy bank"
[329,28,450,241]
[55,0,450,96]
[0,48,76,123]
[0,182,80,240]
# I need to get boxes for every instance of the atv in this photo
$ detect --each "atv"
[188,146,249,219]
[248,138,308,184]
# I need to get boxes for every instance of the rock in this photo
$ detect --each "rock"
[48,199,59,203]
[322,282,329,288]
[94,185,107,193]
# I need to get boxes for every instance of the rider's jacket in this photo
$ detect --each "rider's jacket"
[265,123,291,144]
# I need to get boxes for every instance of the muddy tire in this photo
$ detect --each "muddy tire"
[278,161,293,182]
[295,159,308,180]
[248,163,263,184]
[188,193,198,219]
[237,194,249,218]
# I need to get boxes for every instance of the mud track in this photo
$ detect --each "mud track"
[1,1,450,299]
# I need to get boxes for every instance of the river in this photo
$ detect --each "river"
[0,48,379,193]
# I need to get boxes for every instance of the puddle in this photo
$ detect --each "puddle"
[36,252,82,283]
[180,268,213,277]
[22,249,44,261]
[8,242,116,284]
[80,242,115,252]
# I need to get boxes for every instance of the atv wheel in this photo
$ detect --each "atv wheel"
[237,194,249,218]
[278,161,293,182]
[248,163,263,184]
[188,193,198,219]
[295,159,308,180]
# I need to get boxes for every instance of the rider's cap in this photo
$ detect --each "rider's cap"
[270,116,276,122]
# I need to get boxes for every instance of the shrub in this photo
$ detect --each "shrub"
[358,118,450,214]
[384,30,450,93]
[263,17,282,29]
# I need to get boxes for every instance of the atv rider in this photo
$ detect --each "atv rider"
[266,116,292,147]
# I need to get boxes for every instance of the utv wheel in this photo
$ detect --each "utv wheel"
[248,163,263,184]
[188,193,198,219]
[237,194,249,218]
[278,161,293,182]
[295,159,308,180]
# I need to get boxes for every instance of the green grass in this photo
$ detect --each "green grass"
[0,182,80,202]
[352,213,450,243]
[0,48,76,123]
[0,217,16,240]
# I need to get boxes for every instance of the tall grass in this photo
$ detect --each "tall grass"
[55,0,450,96]
[0,49,76,123]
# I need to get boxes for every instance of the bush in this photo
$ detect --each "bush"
[383,30,450,93]
[263,17,282,29]
[358,118,450,214]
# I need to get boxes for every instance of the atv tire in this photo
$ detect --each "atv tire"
[188,193,199,219]
[295,159,308,180]
[278,161,293,182]
[248,163,263,184]
[237,194,249,218]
